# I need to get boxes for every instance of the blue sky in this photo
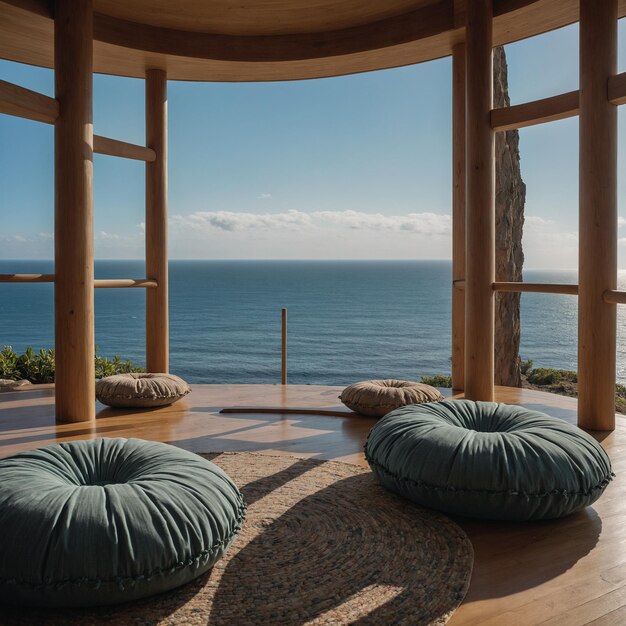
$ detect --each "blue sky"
[1,21,625,268]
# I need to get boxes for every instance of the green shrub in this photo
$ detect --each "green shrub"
[0,345,19,380]
[95,354,142,378]
[526,367,577,386]
[520,358,534,375]
[17,346,55,384]
[0,345,143,383]
[421,374,452,388]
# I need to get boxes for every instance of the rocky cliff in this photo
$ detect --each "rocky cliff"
[493,46,526,387]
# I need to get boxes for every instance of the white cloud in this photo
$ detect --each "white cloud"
[619,216,626,227]
[172,209,451,236]
[174,209,312,232]
[257,193,273,199]
[311,210,451,234]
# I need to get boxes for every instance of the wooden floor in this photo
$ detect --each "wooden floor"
[0,383,624,625]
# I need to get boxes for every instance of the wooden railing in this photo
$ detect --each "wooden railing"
[0,275,157,288]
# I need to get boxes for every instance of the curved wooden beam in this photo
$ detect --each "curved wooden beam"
[3,0,625,81]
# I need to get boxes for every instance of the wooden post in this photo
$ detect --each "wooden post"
[146,69,169,373]
[464,0,494,401]
[578,0,617,430]
[281,308,287,385]
[54,0,95,423]
[452,43,466,391]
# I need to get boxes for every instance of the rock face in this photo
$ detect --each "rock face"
[493,47,526,387]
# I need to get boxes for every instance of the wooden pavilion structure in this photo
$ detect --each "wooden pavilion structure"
[1,0,626,432]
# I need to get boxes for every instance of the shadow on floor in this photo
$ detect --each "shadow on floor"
[458,506,602,600]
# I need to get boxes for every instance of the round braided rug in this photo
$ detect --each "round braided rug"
[2,452,473,626]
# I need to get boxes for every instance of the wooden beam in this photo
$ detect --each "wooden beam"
[145,69,169,373]
[608,71,626,106]
[0,273,54,283]
[0,79,58,124]
[281,308,287,385]
[578,0,618,431]
[0,275,157,288]
[464,0,494,402]
[452,42,466,392]
[493,282,578,295]
[94,278,158,288]
[603,290,626,305]
[93,135,156,162]
[491,90,580,131]
[54,0,95,424]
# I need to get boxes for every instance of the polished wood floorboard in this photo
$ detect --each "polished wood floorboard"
[0,384,623,625]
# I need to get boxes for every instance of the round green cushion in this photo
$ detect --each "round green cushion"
[0,438,245,607]
[365,399,613,521]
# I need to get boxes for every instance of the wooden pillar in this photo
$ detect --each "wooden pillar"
[578,0,617,430]
[54,0,95,423]
[145,69,169,373]
[452,43,466,391]
[464,0,494,401]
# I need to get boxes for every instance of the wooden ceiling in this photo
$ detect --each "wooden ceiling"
[1,0,626,81]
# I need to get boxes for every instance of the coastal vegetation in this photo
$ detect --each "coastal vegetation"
[0,345,143,385]
[422,361,626,415]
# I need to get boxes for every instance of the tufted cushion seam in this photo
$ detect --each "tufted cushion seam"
[365,453,614,498]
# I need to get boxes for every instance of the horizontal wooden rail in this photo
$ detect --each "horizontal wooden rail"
[0,273,54,283]
[453,279,465,290]
[93,135,156,162]
[603,290,626,304]
[491,90,579,131]
[94,279,158,288]
[0,275,157,288]
[493,282,578,295]
[609,72,626,106]
[0,80,58,124]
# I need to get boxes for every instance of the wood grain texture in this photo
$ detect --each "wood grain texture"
[603,290,626,305]
[93,134,155,161]
[54,0,95,424]
[95,0,438,37]
[94,278,157,289]
[0,277,156,287]
[145,69,169,373]
[578,0,618,431]
[0,273,54,283]
[2,0,626,82]
[452,43,466,392]
[491,90,580,131]
[493,281,579,295]
[608,71,626,106]
[0,78,58,123]
[464,0,494,401]
[0,383,622,624]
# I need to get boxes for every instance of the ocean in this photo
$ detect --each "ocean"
[1,260,626,385]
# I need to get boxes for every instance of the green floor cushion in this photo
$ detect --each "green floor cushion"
[96,373,190,408]
[365,399,613,521]
[339,379,444,417]
[0,438,245,607]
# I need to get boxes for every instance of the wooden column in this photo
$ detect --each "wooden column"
[452,43,466,391]
[54,0,95,423]
[146,69,169,373]
[578,0,617,431]
[464,0,494,401]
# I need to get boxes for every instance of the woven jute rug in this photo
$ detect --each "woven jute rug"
[2,452,473,626]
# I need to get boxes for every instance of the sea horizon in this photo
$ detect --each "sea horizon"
[2,258,625,385]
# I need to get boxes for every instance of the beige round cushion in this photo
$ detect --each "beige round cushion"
[96,373,190,408]
[339,379,444,417]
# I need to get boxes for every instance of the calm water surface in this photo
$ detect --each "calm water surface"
[1,260,625,384]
